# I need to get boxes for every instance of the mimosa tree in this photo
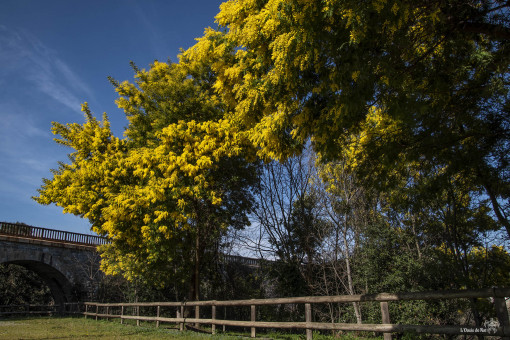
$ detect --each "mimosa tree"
[182,0,510,237]
[35,62,259,299]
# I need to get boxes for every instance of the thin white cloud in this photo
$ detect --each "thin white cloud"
[0,111,63,207]
[0,27,91,212]
[0,107,50,144]
[0,25,94,112]
[54,59,94,99]
[129,3,171,62]
[0,104,56,186]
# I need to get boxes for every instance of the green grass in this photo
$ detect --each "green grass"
[0,317,241,340]
[0,317,380,340]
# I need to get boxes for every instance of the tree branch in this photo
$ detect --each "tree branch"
[460,22,510,40]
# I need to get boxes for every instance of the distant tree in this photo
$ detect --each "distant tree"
[251,150,323,298]
[309,159,377,324]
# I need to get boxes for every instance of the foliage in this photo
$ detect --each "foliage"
[0,264,53,305]
[34,61,259,297]
[267,193,324,295]
[178,0,510,318]
[213,261,265,301]
[182,0,510,238]
[31,3,510,333]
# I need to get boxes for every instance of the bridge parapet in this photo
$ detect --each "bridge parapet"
[0,222,107,247]
[223,254,262,267]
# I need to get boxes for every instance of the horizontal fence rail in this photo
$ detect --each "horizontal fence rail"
[0,303,83,316]
[0,222,108,247]
[83,288,510,339]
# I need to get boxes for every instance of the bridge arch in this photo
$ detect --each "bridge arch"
[0,222,107,306]
[2,259,73,308]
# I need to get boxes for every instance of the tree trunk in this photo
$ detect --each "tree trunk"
[194,229,200,301]
[188,224,201,302]
[342,225,362,324]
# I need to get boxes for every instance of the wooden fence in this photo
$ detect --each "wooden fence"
[0,303,82,316]
[83,288,510,339]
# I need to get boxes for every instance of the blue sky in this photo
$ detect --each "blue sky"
[0,0,224,234]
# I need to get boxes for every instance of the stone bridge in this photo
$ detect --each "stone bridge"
[0,222,262,308]
[0,222,107,309]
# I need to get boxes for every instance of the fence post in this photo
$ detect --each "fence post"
[223,306,226,332]
[212,304,216,335]
[180,304,184,331]
[95,305,98,321]
[380,301,392,340]
[85,304,88,319]
[195,305,200,328]
[106,306,109,321]
[137,305,140,326]
[305,303,312,340]
[251,304,256,338]
[156,305,160,328]
[121,306,124,325]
